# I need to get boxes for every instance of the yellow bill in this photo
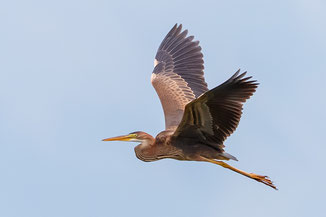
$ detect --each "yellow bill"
[102,134,137,141]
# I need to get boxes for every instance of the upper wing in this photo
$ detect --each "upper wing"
[172,70,258,152]
[151,24,208,130]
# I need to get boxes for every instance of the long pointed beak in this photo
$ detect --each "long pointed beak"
[102,134,136,142]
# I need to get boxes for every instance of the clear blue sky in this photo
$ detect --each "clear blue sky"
[1,0,325,216]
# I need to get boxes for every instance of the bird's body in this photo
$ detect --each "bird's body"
[134,129,236,163]
[103,24,277,189]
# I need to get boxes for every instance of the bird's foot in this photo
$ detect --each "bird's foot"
[249,173,277,190]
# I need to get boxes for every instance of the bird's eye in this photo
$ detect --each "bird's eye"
[130,133,137,138]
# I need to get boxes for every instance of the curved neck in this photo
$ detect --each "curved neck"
[139,136,155,147]
[134,136,156,162]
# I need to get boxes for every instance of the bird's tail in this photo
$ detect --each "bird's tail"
[221,152,238,161]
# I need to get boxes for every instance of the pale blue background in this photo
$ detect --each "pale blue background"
[1,0,325,217]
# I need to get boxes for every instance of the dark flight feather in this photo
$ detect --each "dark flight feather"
[173,70,258,152]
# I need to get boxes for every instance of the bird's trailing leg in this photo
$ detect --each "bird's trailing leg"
[201,157,277,190]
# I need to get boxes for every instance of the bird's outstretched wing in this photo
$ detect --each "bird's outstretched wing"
[173,70,258,152]
[151,24,208,130]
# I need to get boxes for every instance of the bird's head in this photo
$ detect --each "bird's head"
[102,131,154,144]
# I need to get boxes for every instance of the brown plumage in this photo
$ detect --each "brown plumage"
[103,24,277,190]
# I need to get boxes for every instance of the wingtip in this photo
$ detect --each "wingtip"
[174,23,186,34]
[176,24,183,33]
[228,69,241,81]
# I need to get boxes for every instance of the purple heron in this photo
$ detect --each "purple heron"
[103,24,276,190]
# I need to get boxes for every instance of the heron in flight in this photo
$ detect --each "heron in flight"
[103,24,276,189]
